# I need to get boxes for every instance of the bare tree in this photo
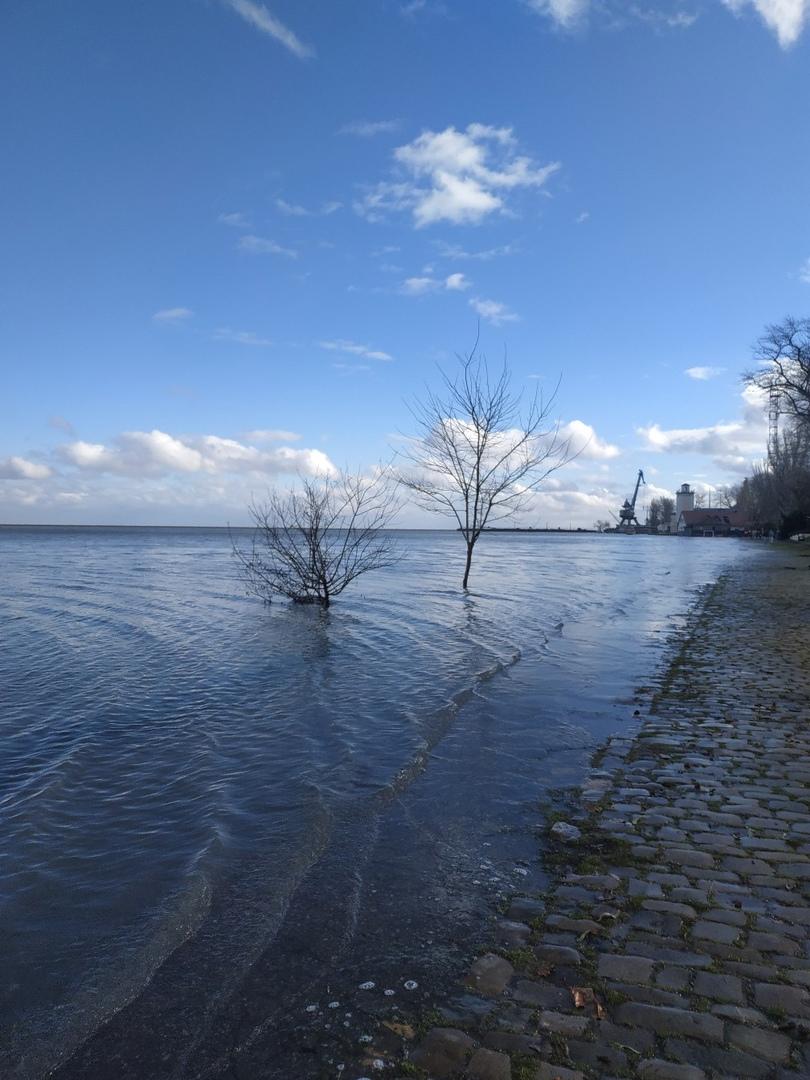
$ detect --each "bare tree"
[744,316,810,428]
[233,470,398,608]
[647,496,675,529]
[398,345,570,588]
[594,519,612,533]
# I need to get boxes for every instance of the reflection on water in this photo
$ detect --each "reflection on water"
[0,527,758,1077]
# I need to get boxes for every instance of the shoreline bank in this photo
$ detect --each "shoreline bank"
[341,545,810,1079]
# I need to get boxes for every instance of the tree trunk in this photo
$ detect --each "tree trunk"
[462,540,474,589]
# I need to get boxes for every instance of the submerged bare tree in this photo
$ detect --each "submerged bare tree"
[399,345,570,588]
[234,470,398,608]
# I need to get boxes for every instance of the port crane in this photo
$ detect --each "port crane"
[617,469,645,528]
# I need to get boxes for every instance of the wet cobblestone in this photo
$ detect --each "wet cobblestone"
[359,550,810,1078]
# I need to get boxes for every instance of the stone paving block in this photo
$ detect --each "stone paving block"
[411,1028,476,1077]
[693,970,744,1003]
[754,982,810,1017]
[637,1061,706,1080]
[597,953,654,983]
[465,1047,511,1080]
[727,1023,792,1063]
[691,919,740,944]
[613,1002,724,1042]
[465,954,514,996]
[536,1010,589,1037]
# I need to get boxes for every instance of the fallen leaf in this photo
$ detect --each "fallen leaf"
[382,1021,415,1040]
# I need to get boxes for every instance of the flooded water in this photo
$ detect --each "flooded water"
[0,527,758,1078]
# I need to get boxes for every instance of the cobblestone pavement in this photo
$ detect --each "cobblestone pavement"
[370,549,810,1079]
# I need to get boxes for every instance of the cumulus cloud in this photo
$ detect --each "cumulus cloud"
[319,339,394,361]
[637,385,768,473]
[685,365,725,380]
[223,0,314,58]
[356,123,560,227]
[0,456,52,480]
[238,235,298,258]
[153,307,193,322]
[58,429,336,478]
[469,297,519,325]
[338,119,400,137]
[721,0,808,46]
[445,272,471,291]
[559,419,621,460]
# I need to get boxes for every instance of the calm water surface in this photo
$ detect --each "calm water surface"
[0,527,758,1077]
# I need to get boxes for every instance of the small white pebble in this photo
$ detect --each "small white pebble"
[514,867,529,876]
[305,1004,318,1013]
[403,980,418,991]
[359,980,375,990]
[328,1001,340,1008]
[372,1061,385,1071]
[359,1034,373,1043]
[383,989,395,997]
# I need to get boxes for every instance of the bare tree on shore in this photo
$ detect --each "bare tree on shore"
[398,344,570,589]
[234,470,398,608]
[744,316,810,427]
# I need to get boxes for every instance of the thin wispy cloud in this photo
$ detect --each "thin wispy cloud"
[238,235,298,258]
[48,415,75,435]
[338,120,400,137]
[276,198,342,217]
[435,241,518,261]
[575,210,590,224]
[214,328,274,347]
[217,212,252,229]
[526,0,590,29]
[153,307,193,322]
[799,257,810,284]
[243,429,301,442]
[319,339,394,362]
[356,123,560,228]
[685,365,725,380]
[469,297,519,325]
[223,0,314,58]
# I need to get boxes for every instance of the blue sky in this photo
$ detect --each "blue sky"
[1,0,809,525]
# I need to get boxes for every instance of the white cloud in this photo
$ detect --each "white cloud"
[526,0,590,28]
[224,0,314,58]
[319,339,394,362]
[469,297,519,325]
[276,197,342,217]
[214,328,274,347]
[400,273,471,294]
[338,119,400,137]
[0,456,52,480]
[238,234,298,258]
[445,272,471,291]
[799,257,810,284]
[685,365,725,380]
[356,123,560,227]
[575,211,590,224]
[59,429,335,478]
[332,362,371,376]
[48,415,75,434]
[435,241,518,261]
[559,419,621,460]
[244,429,301,442]
[217,211,251,229]
[637,385,768,473]
[721,0,808,45]
[401,276,440,295]
[153,307,193,322]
